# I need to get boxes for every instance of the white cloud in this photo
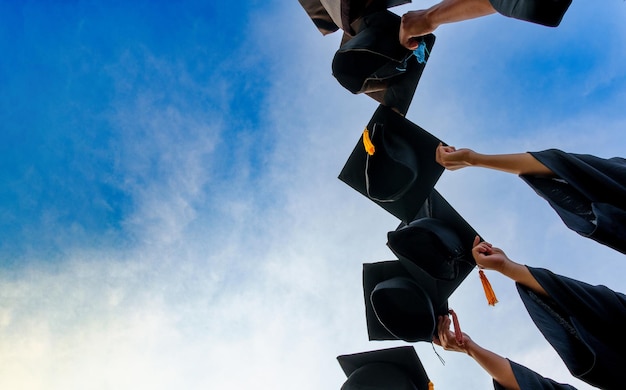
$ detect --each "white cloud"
[1,1,625,390]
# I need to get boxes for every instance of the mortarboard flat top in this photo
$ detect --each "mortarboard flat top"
[298,0,412,36]
[388,189,479,300]
[362,260,447,342]
[332,11,435,115]
[338,104,445,223]
[337,346,431,390]
[362,190,482,343]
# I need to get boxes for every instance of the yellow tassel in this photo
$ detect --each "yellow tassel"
[362,128,375,156]
[428,381,434,390]
[479,269,498,306]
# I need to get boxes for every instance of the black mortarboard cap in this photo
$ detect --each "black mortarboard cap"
[332,11,435,115]
[338,104,445,223]
[362,190,482,342]
[337,346,432,390]
[388,189,480,303]
[297,0,339,35]
[489,0,572,27]
[363,260,448,342]
[298,0,412,36]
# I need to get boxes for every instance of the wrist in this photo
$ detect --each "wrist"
[499,258,521,278]
[424,5,442,30]
[463,338,477,356]
[466,150,479,167]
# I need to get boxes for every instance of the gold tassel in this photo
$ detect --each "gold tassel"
[428,381,434,390]
[362,128,375,155]
[479,269,499,306]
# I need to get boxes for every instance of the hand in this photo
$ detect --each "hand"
[472,236,510,273]
[435,143,474,170]
[433,314,472,354]
[400,10,437,50]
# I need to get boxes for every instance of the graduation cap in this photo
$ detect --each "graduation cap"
[297,0,340,35]
[332,11,435,115]
[363,260,447,342]
[337,346,433,390]
[389,189,498,305]
[297,0,412,37]
[489,0,572,27]
[338,104,445,223]
[363,190,496,342]
[387,190,480,301]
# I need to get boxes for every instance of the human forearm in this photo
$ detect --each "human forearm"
[465,339,520,390]
[468,151,554,176]
[435,312,520,389]
[499,261,547,297]
[436,144,554,175]
[426,0,496,27]
[400,0,496,49]
[472,238,548,297]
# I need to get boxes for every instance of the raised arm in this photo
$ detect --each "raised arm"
[471,236,547,296]
[400,0,496,49]
[435,143,555,176]
[434,314,520,390]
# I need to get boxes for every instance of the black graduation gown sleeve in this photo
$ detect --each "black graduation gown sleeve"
[487,0,572,27]
[492,359,577,390]
[516,267,626,390]
[519,149,626,254]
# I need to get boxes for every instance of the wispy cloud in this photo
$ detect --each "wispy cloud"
[1,1,624,389]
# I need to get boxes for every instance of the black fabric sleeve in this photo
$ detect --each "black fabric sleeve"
[516,267,626,389]
[520,149,626,254]
[492,359,577,390]
[487,0,572,27]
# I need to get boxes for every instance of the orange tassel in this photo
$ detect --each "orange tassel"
[428,381,434,390]
[448,309,464,346]
[362,128,375,155]
[479,269,499,306]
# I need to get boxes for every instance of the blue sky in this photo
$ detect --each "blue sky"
[0,1,625,389]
